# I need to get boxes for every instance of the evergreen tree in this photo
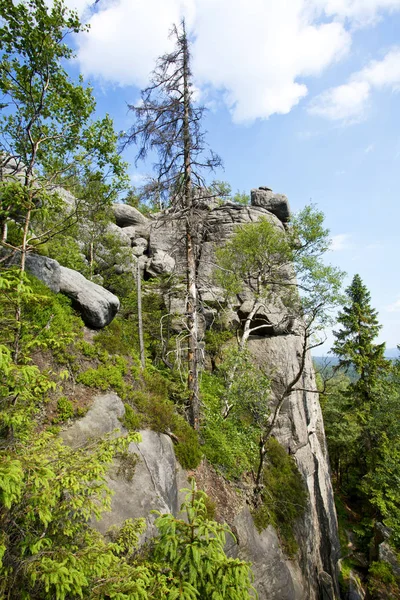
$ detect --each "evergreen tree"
[332,274,388,387]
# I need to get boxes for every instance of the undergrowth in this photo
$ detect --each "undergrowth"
[252,438,307,557]
[200,372,259,479]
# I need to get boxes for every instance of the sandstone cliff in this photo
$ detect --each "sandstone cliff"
[58,188,341,599]
[23,187,340,599]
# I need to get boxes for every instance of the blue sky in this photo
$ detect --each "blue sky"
[64,0,400,353]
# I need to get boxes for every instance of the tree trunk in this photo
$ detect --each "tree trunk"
[137,260,145,370]
[182,23,200,430]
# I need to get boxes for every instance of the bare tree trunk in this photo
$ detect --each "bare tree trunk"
[137,260,145,370]
[182,24,200,430]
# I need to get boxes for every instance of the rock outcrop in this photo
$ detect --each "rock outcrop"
[7,252,120,328]
[57,188,340,599]
[59,266,120,328]
[251,187,291,223]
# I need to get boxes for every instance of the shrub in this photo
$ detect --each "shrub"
[122,404,142,432]
[200,372,259,479]
[53,397,74,423]
[77,357,130,397]
[368,561,400,599]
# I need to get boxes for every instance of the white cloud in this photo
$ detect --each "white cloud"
[76,0,189,87]
[364,143,375,153]
[191,1,350,122]
[312,0,400,25]
[309,47,400,122]
[330,233,351,251]
[131,172,148,186]
[62,0,400,123]
[386,297,400,312]
[72,0,353,123]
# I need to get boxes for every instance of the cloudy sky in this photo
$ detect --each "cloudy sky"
[65,0,400,353]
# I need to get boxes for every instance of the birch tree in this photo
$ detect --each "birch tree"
[215,206,345,488]
[123,20,221,430]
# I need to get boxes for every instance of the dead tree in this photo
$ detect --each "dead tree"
[123,20,221,430]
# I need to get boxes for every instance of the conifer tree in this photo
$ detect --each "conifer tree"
[123,20,222,430]
[332,274,389,400]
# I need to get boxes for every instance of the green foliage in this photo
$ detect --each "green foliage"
[201,372,260,479]
[77,356,130,397]
[94,317,139,358]
[0,0,128,267]
[204,327,235,367]
[215,217,293,300]
[333,274,389,382]
[368,561,400,599]
[131,374,203,470]
[122,403,142,432]
[199,346,270,479]
[46,235,90,276]
[325,276,400,547]
[173,422,203,470]
[0,427,140,599]
[252,438,307,556]
[232,190,250,205]
[152,483,257,599]
[53,396,74,423]
[215,206,344,351]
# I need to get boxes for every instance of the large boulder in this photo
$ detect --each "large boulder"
[4,252,61,293]
[251,188,291,223]
[25,254,62,293]
[106,222,132,246]
[146,249,176,276]
[59,266,120,328]
[61,392,125,448]
[61,395,189,539]
[112,203,149,228]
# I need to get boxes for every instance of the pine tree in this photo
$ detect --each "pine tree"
[332,274,388,397]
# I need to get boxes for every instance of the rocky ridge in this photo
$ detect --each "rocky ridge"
[22,186,340,599]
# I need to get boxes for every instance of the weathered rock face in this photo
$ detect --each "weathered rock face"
[3,250,120,328]
[6,253,62,293]
[62,393,189,539]
[251,187,291,223]
[59,266,120,328]
[58,190,340,599]
[110,193,338,599]
[62,388,338,600]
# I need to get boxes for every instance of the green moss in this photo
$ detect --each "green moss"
[252,438,307,557]
[116,451,139,483]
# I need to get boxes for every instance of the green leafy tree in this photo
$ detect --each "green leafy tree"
[215,206,344,488]
[0,0,128,360]
[0,0,128,268]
